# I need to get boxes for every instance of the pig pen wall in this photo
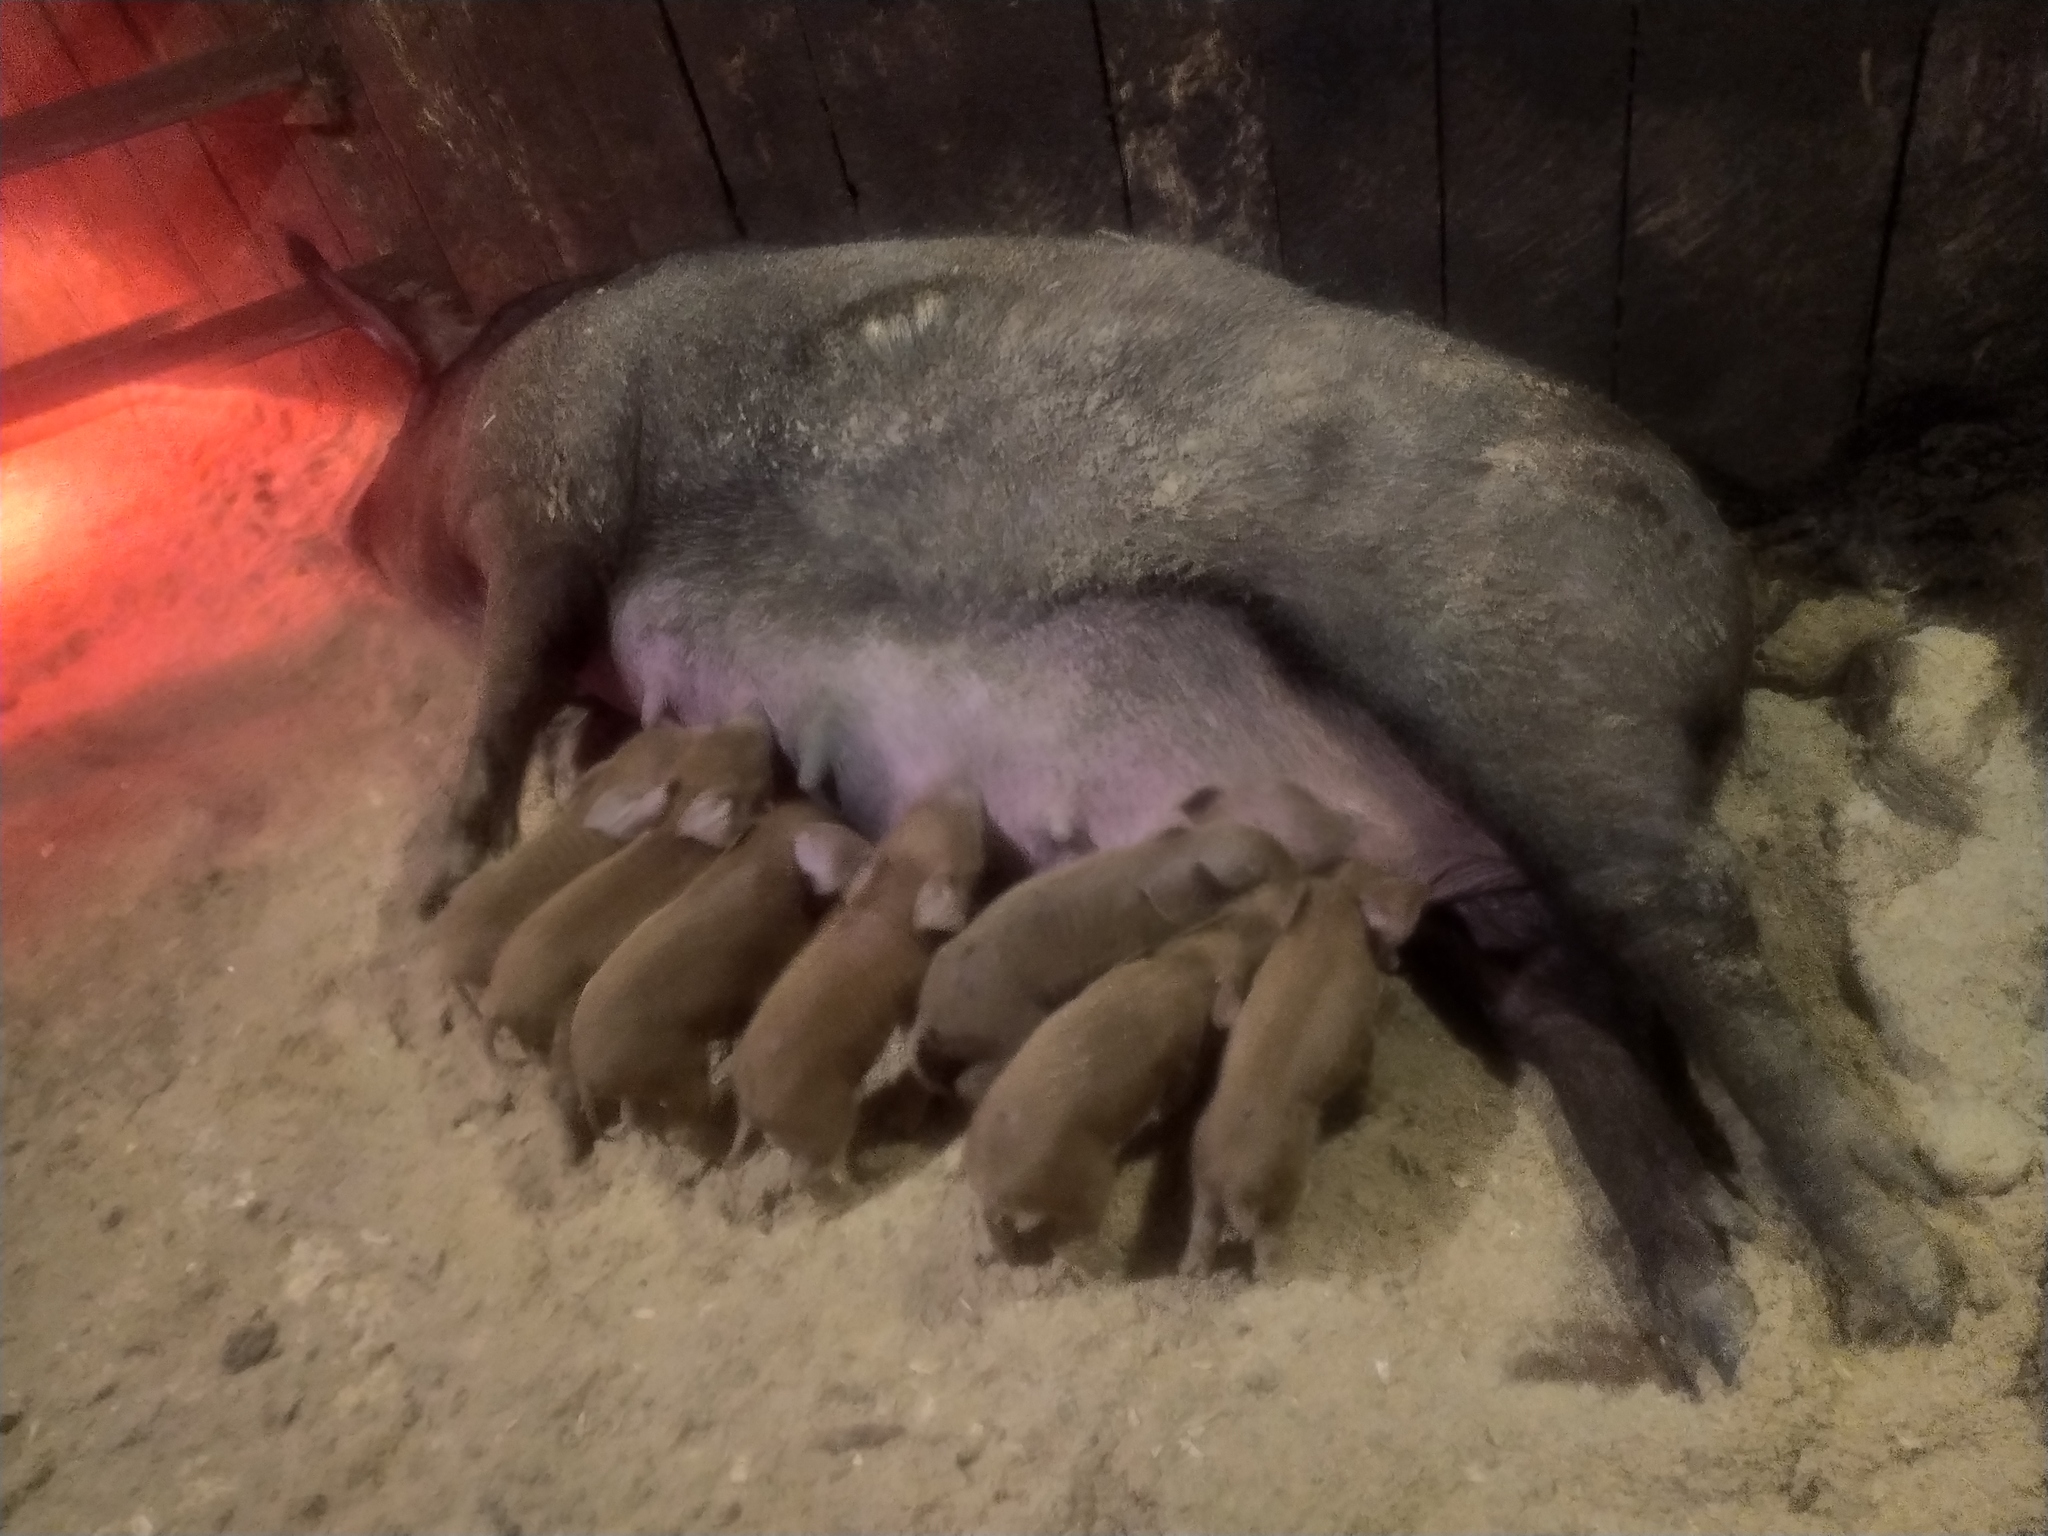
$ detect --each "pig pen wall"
[1,4,2045,1534]
[5,1,2045,478]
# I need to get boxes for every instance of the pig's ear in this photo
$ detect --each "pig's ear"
[581,782,673,838]
[793,824,875,899]
[1354,870,1428,968]
[1178,786,1223,822]
[912,876,972,936]
[675,790,746,849]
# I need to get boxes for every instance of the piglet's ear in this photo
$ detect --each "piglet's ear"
[675,790,745,849]
[1355,870,1429,967]
[793,824,875,899]
[1178,785,1223,822]
[912,876,972,936]
[582,783,672,838]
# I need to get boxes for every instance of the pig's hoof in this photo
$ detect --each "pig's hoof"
[1781,1109,1963,1343]
[1650,1256,1757,1389]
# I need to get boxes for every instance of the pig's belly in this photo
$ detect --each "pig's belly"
[612,591,1523,903]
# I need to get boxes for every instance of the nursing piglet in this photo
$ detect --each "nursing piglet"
[557,801,875,1159]
[729,788,988,1185]
[476,716,775,1063]
[911,816,1299,1101]
[432,721,752,1014]
[1183,862,1429,1277]
[964,880,1307,1252]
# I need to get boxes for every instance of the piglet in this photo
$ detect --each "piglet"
[432,721,758,1015]
[728,787,988,1185]
[911,813,1299,1102]
[475,716,776,1065]
[556,800,875,1159]
[1182,861,1429,1277]
[1178,780,1360,873]
[964,879,1306,1252]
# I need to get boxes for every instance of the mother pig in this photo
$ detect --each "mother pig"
[294,232,1958,1375]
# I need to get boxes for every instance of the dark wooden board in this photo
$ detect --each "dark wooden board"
[198,1,428,270]
[36,1,276,313]
[0,2,204,333]
[659,0,859,244]
[326,0,563,311]
[1095,0,1276,268]
[1438,0,1632,391]
[437,1,639,279]
[1259,0,1441,318]
[797,0,1126,237]
[0,20,300,176]
[0,6,97,362]
[1869,0,2048,413]
[548,0,736,261]
[1616,1,1931,487]
[102,4,351,279]
[0,249,422,425]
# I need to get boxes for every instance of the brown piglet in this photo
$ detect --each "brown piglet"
[475,716,776,1065]
[556,800,875,1159]
[729,787,988,1185]
[964,879,1307,1253]
[911,813,1300,1103]
[1183,861,1429,1277]
[432,722,747,1015]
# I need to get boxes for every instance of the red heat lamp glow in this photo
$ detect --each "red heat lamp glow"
[0,357,408,742]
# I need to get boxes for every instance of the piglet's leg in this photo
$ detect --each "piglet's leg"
[1409,896,1757,1389]
[426,562,605,916]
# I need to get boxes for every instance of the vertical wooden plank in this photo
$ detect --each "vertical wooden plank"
[324,0,564,310]
[658,0,859,243]
[196,1,426,269]
[547,0,737,262]
[1095,0,1277,268]
[797,0,1126,237]
[96,3,350,276]
[40,1,274,313]
[1616,1,1930,487]
[1869,0,2048,413]
[1260,0,1441,319]
[3,3,206,330]
[444,2,641,278]
[1438,0,1631,390]
[0,4,97,361]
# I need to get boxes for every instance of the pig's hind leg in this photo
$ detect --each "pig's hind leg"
[1267,492,1959,1342]
[1405,891,1759,1387]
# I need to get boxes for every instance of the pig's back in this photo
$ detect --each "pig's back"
[1214,886,1376,1113]
[1012,955,1216,1142]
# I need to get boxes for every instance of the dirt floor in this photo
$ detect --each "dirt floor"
[2,358,2042,1535]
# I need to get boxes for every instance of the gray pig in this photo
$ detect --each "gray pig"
[965,880,1306,1252]
[728,787,988,1185]
[475,717,775,1064]
[910,816,1300,1103]
[1183,861,1429,1278]
[431,721,753,1013]
[299,231,1959,1376]
[557,800,872,1158]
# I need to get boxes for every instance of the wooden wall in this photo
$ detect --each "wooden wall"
[5,0,2042,488]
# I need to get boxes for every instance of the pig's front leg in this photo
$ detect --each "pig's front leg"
[1407,892,1757,1388]
[423,564,605,917]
